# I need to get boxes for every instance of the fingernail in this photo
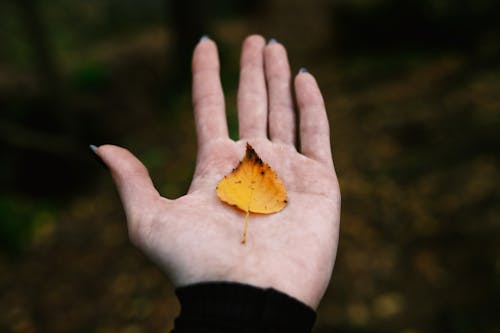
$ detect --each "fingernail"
[89,144,108,169]
[267,38,278,44]
[299,67,308,74]
[199,35,210,43]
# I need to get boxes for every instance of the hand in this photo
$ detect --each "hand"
[94,35,340,309]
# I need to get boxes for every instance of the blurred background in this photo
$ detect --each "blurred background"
[1,0,499,332]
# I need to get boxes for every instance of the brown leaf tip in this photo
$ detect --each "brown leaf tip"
[245,143,264,165]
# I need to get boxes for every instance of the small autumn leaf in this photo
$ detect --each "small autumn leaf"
[216,143,288,244]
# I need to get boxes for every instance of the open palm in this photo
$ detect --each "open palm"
[95,35,340,309]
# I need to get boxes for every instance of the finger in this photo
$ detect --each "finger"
[192,37,228,148]
[94,144,161,223]
[238,35,268,140]
[295,70,334,168]
[264,39,296,145]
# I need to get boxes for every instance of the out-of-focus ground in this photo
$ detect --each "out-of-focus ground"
[1,1,499,332]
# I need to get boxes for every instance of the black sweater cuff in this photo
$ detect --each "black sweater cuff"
[173,281,316,333]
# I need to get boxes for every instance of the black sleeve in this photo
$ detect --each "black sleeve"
[172,281,316,333]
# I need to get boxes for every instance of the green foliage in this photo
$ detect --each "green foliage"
[72,63,109,91]
[0,196,55,256]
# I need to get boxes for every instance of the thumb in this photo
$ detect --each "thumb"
[92,144,161,224]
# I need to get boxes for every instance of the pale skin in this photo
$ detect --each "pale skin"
[94,35,341,309]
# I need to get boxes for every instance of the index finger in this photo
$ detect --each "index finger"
[192,37,228,148]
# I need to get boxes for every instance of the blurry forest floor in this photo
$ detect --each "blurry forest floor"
[1,18,500,333]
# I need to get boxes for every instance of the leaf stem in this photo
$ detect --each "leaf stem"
[241,210,249,244]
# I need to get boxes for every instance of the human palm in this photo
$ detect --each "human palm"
[95,36,340,309]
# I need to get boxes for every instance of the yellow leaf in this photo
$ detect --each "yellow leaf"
[216,143,288,243]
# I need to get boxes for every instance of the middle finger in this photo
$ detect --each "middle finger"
[237,35,268,140]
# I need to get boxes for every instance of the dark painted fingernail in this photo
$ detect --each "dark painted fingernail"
[299,67,308,74]
[89,144,107,169]
[199,35,210,42]
[267,38,278,44]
